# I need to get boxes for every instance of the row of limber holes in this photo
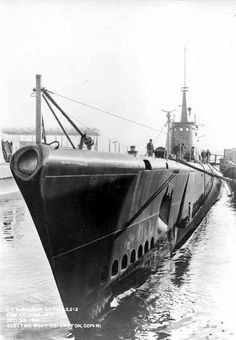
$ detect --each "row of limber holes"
[111,237,155,277]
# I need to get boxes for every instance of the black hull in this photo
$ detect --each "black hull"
[10,145,222,328]
[222,163,236,194]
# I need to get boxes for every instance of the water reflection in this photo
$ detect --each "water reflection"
[1,188,236,340]
[171,249,192,288]
[0,193,25,246]
[95,190,236,340]
[0,193,69,340]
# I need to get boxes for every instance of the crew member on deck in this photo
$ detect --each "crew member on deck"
[191,146,195,161]
[181,143,186,158]
[147,139,154,157]
[206,149,211,163]
[201,150,206,163]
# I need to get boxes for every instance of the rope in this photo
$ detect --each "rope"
[42,89,214,157]
[52,171,178,259]
[45,89,166,134]
[176,158,236,184]
[44,90,204,151]
[52,212,159,259]
[211,163,220,172]
[43,90,132,152]
[42,89,85,138]
[124,171,178,228]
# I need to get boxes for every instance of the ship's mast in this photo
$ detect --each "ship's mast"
[181,46,188,123]
[36,74,42,145]
[166,111,171,159]
[184,45,187,88]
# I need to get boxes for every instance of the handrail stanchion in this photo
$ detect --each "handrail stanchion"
[36,74,42,145]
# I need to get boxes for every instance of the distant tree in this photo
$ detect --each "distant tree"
[2,126,100,136]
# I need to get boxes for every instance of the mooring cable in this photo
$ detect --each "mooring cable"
[44,89,167,134]
[42,89,206,152]
[52,171,178,259]
[176,158,236,184]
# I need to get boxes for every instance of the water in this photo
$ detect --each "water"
[1,186,236,340]
[0,192,69,340]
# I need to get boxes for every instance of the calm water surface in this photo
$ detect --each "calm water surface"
[0,185,236,340]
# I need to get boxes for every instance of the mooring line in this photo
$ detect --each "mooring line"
[52,172,178,259]
[176,158,236,184]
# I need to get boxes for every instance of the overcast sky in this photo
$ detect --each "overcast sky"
[1,0,236,153]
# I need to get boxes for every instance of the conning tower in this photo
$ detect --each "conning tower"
[170,87,197,160]
[170,48,197,161]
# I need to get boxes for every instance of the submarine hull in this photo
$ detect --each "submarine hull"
[10,145,222,326]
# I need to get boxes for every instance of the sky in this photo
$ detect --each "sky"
[0,0,236,154]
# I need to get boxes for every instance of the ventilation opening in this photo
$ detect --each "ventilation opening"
[150,237,154,249]
[130,249,136,263]
[121,254,128,269]
[138,245,143,259]
[111,260,119,276]
[159,187,173,225]
[143,159,152,170]
[144,240,149,253]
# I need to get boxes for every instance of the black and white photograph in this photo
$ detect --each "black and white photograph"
[1,0,236,339]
